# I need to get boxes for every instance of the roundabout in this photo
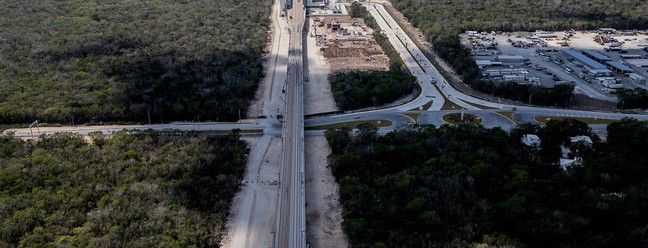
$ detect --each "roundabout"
[442,112,482,125]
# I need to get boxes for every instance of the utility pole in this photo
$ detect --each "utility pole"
[528,93,533,105]
[461,109,464,121]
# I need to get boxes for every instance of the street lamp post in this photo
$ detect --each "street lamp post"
[29,120,39,138]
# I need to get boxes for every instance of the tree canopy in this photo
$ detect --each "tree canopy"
[329,70,416,110]
[0,0,272,124]
[0,130,248,247]
[326,119,648,247]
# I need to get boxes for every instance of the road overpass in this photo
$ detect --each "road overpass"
[4,3,648,247]
[274,2,306,247]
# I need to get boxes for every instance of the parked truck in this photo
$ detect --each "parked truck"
[629,73,646,84]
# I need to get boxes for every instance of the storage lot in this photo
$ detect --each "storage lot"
[462,29,648,101]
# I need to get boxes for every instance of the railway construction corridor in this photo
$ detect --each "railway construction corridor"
[275,3,306,248]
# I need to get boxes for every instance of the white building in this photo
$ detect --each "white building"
[521,134,541,147]
[306,0,326,7]
[560,157,583,171]
[502,75,526,82]
[570,135,593,146]
[629,73,646,84]
[496,55,525,62]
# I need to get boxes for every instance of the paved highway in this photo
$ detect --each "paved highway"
[4,2,648,140]
[274,3,306,248]
[4,4,648,247]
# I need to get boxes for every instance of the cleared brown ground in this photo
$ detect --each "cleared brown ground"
[311,15,389,72]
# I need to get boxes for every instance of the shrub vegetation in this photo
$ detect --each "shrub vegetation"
[0,0,272,124]
[0,130,248,247]
[327,119,648,247]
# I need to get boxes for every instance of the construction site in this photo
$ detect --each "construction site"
[309,15,389,72]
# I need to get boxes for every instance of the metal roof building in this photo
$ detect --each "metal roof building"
[476,60,503,67]
[599,28,617,33]
[626,59,648,68]
[583,50,612,63]
[564,49,607,70]
[589,68,613,77]
[606,61,634,74]
[283,0,292,9]
[496,55,525,62]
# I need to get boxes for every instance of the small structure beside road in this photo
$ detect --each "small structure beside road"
[570,135,593,146]
[521,134,541,147]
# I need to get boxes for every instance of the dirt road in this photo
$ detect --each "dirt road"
[221,137,281,248]
[305,17,338,114]
[305,137,348,248]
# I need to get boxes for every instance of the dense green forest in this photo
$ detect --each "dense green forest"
[329,70,416,110]
[0,0,272,124]
[391,0,648,34]
[0,130,248,247]
[328,3,416,111]
[326,119,648,247]
[616,88,648,109]
[390,0,648,108]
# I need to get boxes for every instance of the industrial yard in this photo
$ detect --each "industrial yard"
[461,29,648,101]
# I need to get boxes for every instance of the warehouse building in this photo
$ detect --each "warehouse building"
[502,75,526,82]
[583,50,611,63]
[564,49,607,69]
[626,59,648,68]
[620,54,643,59]
[475,60,503,68]
[599,28,617,34]
[564,49,613,76]
[496,55,525,62]
[606,61,634,74]
[534,30,558,38]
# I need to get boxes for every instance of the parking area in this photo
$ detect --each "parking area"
[461,29,648,101]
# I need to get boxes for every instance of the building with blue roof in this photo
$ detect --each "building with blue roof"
[583,50,612,63]
[606,61,634,74]
[564,49,613,76]
[564,49,607,70]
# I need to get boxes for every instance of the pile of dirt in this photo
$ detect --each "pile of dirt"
[322,43,384,58]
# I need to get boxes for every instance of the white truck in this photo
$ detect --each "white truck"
[629,73,646,84]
